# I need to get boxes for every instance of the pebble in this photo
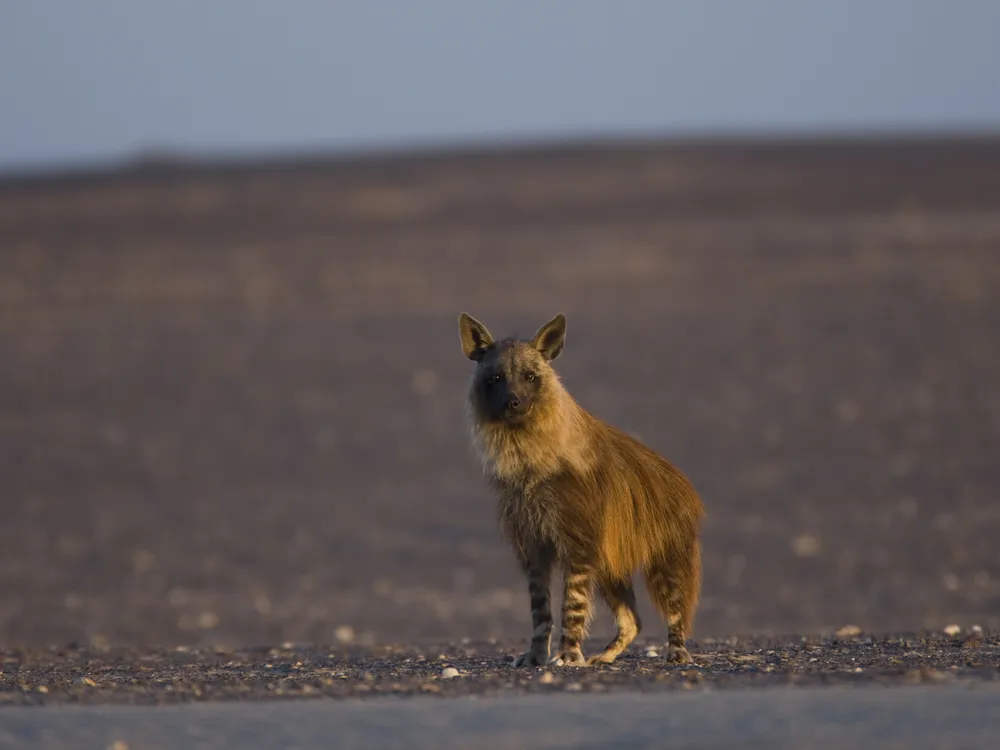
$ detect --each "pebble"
[334,625,355,643]
[943,624,961,636]
[538,672,555,684]
[792,534,821,557]
[564,682,583,692]
[834,624,862,638]
[441,667,460,679]
[644,648,660,658]
[197,611,219,629]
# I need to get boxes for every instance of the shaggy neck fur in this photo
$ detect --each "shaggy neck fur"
[468,370,594,488]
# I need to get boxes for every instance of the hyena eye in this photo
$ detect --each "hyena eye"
[525,372,536,382]
[489,373,503,385]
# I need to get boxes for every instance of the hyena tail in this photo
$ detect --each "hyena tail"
[643,538,701,661]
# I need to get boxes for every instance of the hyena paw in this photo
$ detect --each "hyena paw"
[667,646,693,664]
[512,650,548,668]
[549,650,588,667]
[586,650,619,666]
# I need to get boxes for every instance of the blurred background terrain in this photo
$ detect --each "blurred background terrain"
[1,1,999,650]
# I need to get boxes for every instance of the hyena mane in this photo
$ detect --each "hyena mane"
[458,311,704,667]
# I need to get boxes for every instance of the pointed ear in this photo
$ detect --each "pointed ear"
[458,312,494,361]
[531,313,567,361]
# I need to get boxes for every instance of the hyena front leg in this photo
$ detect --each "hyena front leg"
[512,549,554,667]
[587,578,641,665]
[550,562,595,666]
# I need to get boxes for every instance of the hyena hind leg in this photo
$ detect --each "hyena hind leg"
[644,541,701,664]
[586,578,641,666]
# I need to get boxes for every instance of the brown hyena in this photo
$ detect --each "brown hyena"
[458,312,704,666]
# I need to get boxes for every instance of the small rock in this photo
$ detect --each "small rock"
[943,624,961,637]
[198,611,219,630]
[971,624,984,635]
[539,672,555,684]
[835,624,862,638]
[334,625,355,643]
[792,534,821,557]
[564,682,583,692]
[76,676,97,687]
[36,685,49,694]
[441,667,460,679]
[644,648,659,658]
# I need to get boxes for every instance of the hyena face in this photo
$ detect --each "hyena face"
[458,312,567,427]
[472,343,545,426]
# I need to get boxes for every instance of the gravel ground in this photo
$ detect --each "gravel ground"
[2,630,997,707]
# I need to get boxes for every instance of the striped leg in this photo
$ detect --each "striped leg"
[587,579,641,665]
[550,563,594,666]
[645,541,701,664]
[512,551,554,667]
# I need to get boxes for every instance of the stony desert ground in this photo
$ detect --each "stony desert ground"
[1,138,999,723]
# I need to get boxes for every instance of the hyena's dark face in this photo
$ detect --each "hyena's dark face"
[473,343,546,426]
[458,312,567,427]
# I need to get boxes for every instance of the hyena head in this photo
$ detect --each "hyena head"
[458,312,567,428]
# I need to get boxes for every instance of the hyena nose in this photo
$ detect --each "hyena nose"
[506,396,521,411]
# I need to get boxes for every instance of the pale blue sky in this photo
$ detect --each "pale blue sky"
[2,0,999,172]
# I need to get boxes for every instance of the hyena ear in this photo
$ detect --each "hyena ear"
[531,313,567,361]
[458,312,494,362]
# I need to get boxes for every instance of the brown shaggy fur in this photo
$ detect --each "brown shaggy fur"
[458,312,704,667]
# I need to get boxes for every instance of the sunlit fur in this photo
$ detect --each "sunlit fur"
[458,312,705,667]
